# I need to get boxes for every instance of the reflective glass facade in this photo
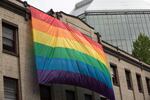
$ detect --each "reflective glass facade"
[80,11,150,53]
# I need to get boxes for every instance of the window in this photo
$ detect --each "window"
[66,90,75,100]
[4,77,18,100]
[146,77,150,94]
[2,21,18,54]
[110,63,119,86]
[40,85,51,100]
[125,70,133,90]
[84,94,92,100]
[136,74,143,93]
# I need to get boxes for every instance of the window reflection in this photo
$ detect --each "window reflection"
[85,12,150,53]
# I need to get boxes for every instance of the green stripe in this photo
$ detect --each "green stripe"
[34,42,111,78]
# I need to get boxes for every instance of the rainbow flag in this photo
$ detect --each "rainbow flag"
[30,7,115,100]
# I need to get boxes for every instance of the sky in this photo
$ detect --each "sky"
[23,0,150,14]
[23,0,81,13]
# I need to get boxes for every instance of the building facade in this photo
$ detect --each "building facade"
[0,0,149,100]
[71,0,150,54]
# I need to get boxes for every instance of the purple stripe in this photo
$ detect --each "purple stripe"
[37,70,115,100]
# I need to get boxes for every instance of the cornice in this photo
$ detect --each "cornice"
[0,0,30,20]
[102,41,150,72]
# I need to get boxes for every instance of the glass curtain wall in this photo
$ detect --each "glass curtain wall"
[84,12,150,53]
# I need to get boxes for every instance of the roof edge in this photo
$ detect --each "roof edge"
[60,11,94,29]
[102,40,150,72]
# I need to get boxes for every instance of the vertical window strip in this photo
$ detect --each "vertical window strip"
[136,74,143,93]
[125,70,133,90]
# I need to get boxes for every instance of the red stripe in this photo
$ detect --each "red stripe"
[83,34,104,51]
[30,7,104,51]
[30,7,67,29]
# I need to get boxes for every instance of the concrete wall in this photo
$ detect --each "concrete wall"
[107,53,150,100]
[0,5,40,100]
[60,13,98,42]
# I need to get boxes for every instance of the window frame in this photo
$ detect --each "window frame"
[146,77,150,95]
[110,63,119,86]
[39,84,51,100]
[125,69,133,90]
[2,20,18,56]
[3,76,19,100]
[136,73,143,93]
[65,90,76,100]
[84,94,93,100]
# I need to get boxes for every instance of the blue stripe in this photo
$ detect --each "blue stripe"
[35,56,112,88]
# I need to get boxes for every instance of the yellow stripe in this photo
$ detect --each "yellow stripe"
[31,17,107,62]
[33,29,108,67]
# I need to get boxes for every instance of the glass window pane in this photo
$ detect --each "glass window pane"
[3,38,13,47]
[125,70,133,90]
[136,74,143,93]
[4,77,18,100]
[40,85,51,100]
[66,90,75,100]
[84,94,92,100]
[2,22,17,53]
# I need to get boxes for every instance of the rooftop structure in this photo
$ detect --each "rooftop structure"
[72,0,150,16]
[71,0,150,53]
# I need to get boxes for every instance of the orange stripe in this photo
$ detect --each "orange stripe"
[30,7,104,51]
[32,17,103,49]
[31,17,107,61]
